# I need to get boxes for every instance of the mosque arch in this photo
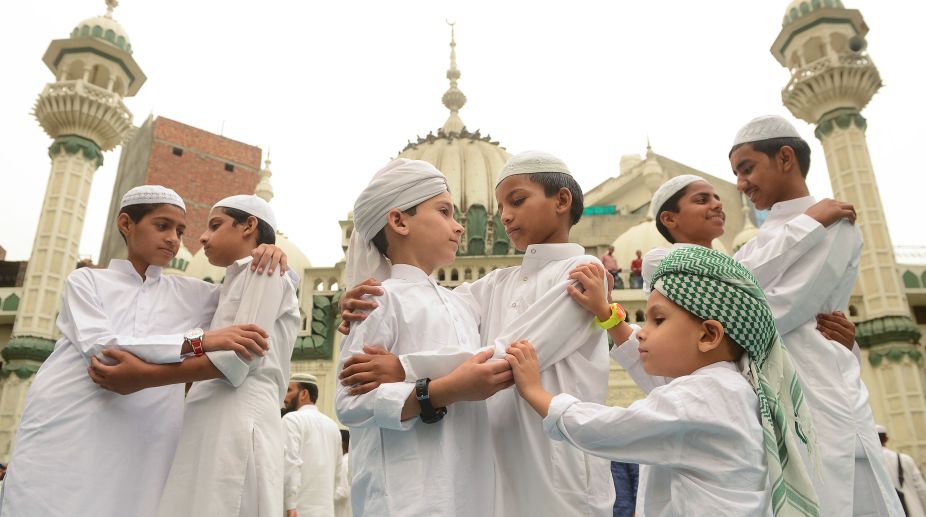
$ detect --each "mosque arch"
[89,64,110,89]
[903,271,920,289]
[635,309,645,322]
[802,36,826,63]
[66,59,85,81]
[849,305,858,317]
[921,271,926,287]
[451,269,459,281]
[464,268,472,280]
[437,269,446,282]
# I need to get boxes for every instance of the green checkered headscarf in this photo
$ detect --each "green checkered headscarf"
[652,246,820,517]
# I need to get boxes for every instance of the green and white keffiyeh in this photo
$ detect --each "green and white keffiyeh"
[651,246,820,517]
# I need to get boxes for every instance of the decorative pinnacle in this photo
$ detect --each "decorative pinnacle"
[105,0,118,17]
[255,154,274,203]
[441,20,467,133]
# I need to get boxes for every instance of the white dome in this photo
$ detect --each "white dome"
[71,14,132,53]
[612,219,728,258]
[276,231,311,277]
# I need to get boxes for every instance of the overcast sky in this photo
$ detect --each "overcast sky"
[2,1,924,267]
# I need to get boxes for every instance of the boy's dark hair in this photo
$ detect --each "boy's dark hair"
[299,382,319,403]
[222,207,276,245]
[118,203,167,243]
[371,206,418,257]
[729,137,811,178]
[525,172,584,226]
[653,186,692,244]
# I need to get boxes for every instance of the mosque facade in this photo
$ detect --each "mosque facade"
[0,0,924,471]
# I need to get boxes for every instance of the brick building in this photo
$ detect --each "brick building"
[98,116,262,265]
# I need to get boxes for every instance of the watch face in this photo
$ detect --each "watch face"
[184,328,203,340]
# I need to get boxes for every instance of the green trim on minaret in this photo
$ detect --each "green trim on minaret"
[814,108,867,140]
[1,336,56,378]
[856,315,922,348]
[49,135,104,168]
[868,346,923,367]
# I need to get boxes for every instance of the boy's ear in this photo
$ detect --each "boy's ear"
[659,210,677,230]
[697,320,725,353]
[554,187,572,216]
[241,215,259,238]
[386,208,411,236]
[777,145,797,175]
[117,213,132,238]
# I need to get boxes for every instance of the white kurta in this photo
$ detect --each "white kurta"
[335,453,352,517]
[400,243,615,516]
[335,264,494,517]
[0,260,218,517]
[156,256,299,517]
[283,404,343,517]
[883,448,926,517]
[735,196,902,516]
[556,333,771,517]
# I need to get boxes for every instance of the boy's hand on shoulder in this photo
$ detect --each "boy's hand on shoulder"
[805,198,857,227]
[337,278,383,335]
[339,345,404,395]
[440,348,513,403]
[87,349,153,395]
[203,324,269,360]
[816,311,856,351]
[567,263,611,320]
[250,243,288,276]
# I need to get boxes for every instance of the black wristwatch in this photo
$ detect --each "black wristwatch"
[415,378,447,424]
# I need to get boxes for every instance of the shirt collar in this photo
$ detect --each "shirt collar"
[765,195,816,226]
[223,256,254,284]
[522,243,586,273]
[298,405,320,413]
[109,259,163,282]
[692,360,739,376]
[390,264,434,284]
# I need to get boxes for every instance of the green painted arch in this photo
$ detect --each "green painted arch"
[903,271,921,289]
[922,271,926,287]
[2,293,19,311]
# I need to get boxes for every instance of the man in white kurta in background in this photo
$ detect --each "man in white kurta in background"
[334,430,351,517]
[730,115,903,516]
[282,373,343,517]
[879,425,926,517]
[0,186,278,517]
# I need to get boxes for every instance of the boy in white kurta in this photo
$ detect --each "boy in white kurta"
[335,158,511,516]
[507,246,821,517]
[340,151,616,516]
[730,115,902,516]
[0,187,280,517]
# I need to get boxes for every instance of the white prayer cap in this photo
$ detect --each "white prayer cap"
[732,115,801,148]
[291,373,318,385]
[875,424,887,434]
[496,150,571,187]
[120,185,185,211]
[213,194,278,233]
[345,158,448,286]
[651,175,705,220]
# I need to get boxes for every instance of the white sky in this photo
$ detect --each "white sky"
[1,0,924,267]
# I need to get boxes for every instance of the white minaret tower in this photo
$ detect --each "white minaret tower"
[773,1,925,465]
[0,0,145,459]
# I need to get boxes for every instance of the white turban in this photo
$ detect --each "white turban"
[496,150,571,187]
[651,175,705,220]
[290,373,318,385]
[875,424,887,435]
[120,185,185,211]
[214,194,278,232]
[345,158,448,286]
[732,115,801,147]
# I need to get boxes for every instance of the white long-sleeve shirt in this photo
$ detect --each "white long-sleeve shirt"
[283,405,343,516]
[735,196,902,516]
[0,260,219,517]
[883,447,926,517]
[548,341,771,517]
[157,256,300,517]
[335,453,351,517]
[400,243,615,516]
[335,264,494,517]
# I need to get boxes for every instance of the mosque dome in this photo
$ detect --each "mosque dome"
[783,0,845,27]
[731,195,759,253]
[70,2,133,54]
[164,244,193,275]
[275,230,312,276]
[612,219,728,258]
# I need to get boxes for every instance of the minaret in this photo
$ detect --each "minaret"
[773,1,925,463]
[0,0,145,458]
[255,156,274,203]
[440,21,466,135]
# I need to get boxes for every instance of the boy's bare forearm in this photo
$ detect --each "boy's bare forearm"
[141,356,224,388]
[607,322,634,347]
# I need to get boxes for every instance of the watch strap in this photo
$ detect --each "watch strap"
[415,378,447,424]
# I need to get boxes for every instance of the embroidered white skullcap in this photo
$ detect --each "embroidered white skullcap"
[875,424,887,434]
[120,185,185,210]
[291,373,318,385]
[732,115,801,147]
[345,158,448,286]
[213,194,278,233]
[496,150,571,187]
[650,175,705,219]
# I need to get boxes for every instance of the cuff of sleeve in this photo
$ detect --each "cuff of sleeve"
[399,355,416,383]
[609,324,641,366]
[373,382,417,430]
[543,393,580,442]
[206,349,249,387]
[791,213,824,236]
